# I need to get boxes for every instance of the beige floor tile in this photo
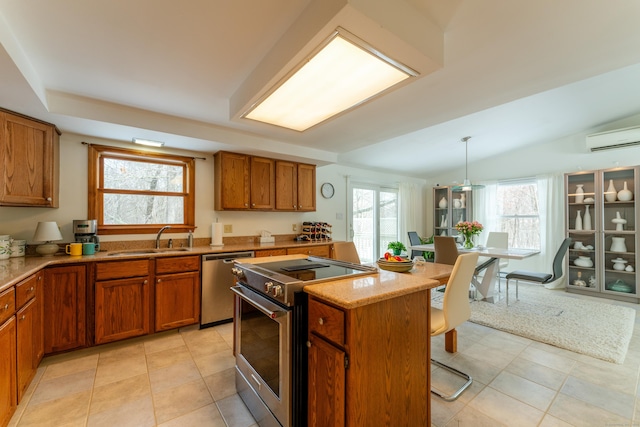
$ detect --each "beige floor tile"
[560,376,635,419]
[149,359,202,394]
[537,414,575,427]
[548,392,630,426]
[469,387,544,427]
[29,368,96,406]
[146,344,192,371]
[443,405,508,427]
[87,395,155,427]
[203,367,238,401]
[519,346,577,373]
[440,353,502,386]
[216,394,257,427]
[192,349,236,377]
[461,342,518,370]
[570,358,638,395]
[41,353,99,381]
[94,354,148,388]
[98,342,146,363]
[489,371,556,411]
[478,330,531,355]
[157,403,227,427]
[505,357,568,391]
[143,331,185,355]
[152,378,213,424]
[89,373,151,415]
[17,391,91,427]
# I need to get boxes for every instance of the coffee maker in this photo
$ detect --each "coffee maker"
[73,220,100,249]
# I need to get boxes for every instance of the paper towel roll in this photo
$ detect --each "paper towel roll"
[211,223,224,246]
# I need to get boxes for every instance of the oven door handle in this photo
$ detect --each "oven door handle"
[231,286,287,319]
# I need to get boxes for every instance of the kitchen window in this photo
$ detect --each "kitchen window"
[88,144,195,235]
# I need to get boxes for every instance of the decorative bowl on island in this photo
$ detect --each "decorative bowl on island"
[377,257,414,273]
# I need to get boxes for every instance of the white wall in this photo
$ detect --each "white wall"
[0,132,427,245]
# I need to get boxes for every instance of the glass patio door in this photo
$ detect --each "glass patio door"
[350,184,399,263]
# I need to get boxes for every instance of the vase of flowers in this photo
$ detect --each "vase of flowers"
[455,220,483,249]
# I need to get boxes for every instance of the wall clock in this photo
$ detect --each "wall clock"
[321,182,335,199]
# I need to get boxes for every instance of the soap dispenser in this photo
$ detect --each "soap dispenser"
[187,230,194,248]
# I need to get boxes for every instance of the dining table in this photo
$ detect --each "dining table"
[409,244,540,302]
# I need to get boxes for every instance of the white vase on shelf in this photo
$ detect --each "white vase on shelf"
[583,205,591,231]
[610,237,627,253]
[575,210,582,230]
[618,181,633,201]
[575,184,584,203]
[612,211,627,231]
[439,197,448,209]
[605,179,617,202]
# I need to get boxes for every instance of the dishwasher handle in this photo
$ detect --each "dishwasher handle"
[202,251,255,262]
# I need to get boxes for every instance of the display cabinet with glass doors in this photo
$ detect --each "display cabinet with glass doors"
[565,167,639,303]
[433,186,472,242]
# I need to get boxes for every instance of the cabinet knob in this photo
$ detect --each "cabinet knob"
[143,280,148,284]
[306,341,312,348]
[252,203,255,207]
[156,279,161,283]
[318,317,324,325]
[37,275,42,281]
[28,286,34,293]
[46,197,52,201]
[20,315,25,321]
[1,304,8,311]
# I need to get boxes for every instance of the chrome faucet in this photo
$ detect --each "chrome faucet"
[155,226,171,249]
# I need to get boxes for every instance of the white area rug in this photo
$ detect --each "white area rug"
[432,285,636,364]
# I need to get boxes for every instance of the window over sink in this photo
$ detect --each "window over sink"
[88,144,195,235]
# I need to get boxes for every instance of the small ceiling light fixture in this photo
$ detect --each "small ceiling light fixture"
[242,27,418,132]
[453,136,484,192]
[132,138,164,147]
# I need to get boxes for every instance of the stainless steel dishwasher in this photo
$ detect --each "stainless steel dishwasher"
[201,251,255,327]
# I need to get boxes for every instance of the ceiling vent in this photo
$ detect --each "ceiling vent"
[586,126,640,152]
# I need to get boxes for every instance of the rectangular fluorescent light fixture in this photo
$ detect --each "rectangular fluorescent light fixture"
[132,138,164,147]
[243,28,418,132]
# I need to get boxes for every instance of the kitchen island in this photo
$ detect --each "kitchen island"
[304,263,447,427]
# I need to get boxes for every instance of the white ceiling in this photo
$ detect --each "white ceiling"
[1,0,640,179]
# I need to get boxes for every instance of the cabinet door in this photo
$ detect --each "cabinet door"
[307,334,345,427]
[16,298,36,401]
[214,151,250,210]
[275,160,297,210]
[255,248,287,257]
[43,265,87,354]
[95,277,150,344]
[0,317,16,427]
[287,245,330,258]
[296,163,316,211]
[250,156,275,209]
[0,111,59,207]
[155,271,200,331]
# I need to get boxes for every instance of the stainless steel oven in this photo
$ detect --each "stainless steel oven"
[231,285,293,427]
[231,255,377,427]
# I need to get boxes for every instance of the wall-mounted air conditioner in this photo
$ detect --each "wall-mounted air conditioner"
[586,126,640,152]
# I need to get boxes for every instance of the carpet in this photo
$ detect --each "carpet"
[432,284,636,364]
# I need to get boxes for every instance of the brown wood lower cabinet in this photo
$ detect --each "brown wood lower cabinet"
[307,292,430,426]
[15,272,43,401]
[0,316,16,427]
[94,259,150,345]
[155,256,200,331]
[43,265,87,354]
[287,245,331,258]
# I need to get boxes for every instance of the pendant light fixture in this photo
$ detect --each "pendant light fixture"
[452,136,484,192]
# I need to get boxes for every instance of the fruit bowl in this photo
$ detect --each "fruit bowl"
[377,258,414,273]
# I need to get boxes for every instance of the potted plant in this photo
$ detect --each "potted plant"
[420,235,434,261]
[387,241,407,256]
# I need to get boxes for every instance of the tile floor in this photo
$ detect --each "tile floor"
[7,283,640,427]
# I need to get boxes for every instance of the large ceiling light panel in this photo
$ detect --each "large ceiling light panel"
[243,29,417,131]
[232,0,444,132]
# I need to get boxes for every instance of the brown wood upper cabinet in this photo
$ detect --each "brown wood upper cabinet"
[214,151,315,211]
[275,161,316,211]
[0,108,60,207]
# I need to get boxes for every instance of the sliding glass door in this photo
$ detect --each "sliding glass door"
[349,183,398,263]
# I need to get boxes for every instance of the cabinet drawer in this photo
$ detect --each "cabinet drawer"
[155,256,200,274]
[15,273,40,308]
[0,287,15,325]
[96,260,149,280]
[255,249,287,257]
[287,245,330,258]
[308,298,345,346]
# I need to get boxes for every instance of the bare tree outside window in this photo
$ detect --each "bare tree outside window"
[497,180,541,250]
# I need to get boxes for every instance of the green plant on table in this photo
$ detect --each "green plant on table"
[387,241,407,255]
[420,235,434,260]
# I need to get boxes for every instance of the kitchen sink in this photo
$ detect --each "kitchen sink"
[107,248,191,256]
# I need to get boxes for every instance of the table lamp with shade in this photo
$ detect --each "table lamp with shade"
[33,221,63,256]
